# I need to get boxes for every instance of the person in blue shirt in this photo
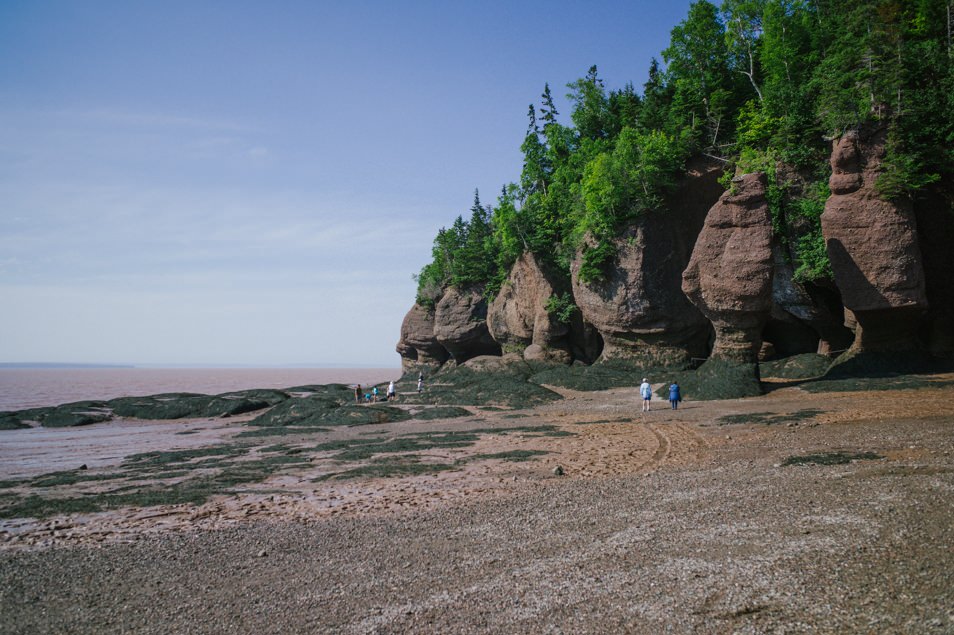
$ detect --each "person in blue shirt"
[669,382,682,410]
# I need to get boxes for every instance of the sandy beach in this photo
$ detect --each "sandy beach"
[1,379,953,633]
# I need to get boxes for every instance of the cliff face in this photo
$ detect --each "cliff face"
[914,181,954,357]
[487,252,573,364]
[766,246,853,357]
[396,303,449,374]
[820,126,928,352]
[682,173,774,363]
[568,158,722,366]
[399,143,946,377]
[433,286,501,364]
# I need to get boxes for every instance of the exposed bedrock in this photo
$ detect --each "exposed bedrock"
[487,253,573,364]
[570,157,722,366]
[396,303,450,374]
[914,181,954,357]
[683,172,775,363]
[821,125,928,353]
[433,286,502,364]
[768,245,854,357]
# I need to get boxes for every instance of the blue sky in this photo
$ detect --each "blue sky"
[0,0,694,366]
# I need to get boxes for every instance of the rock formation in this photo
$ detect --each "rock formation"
[433,286,501,363]
[820,126,928,352]
[914,182,954,357]
[682,172,775,363]
[766,245,853,357]
[487,253,573,364]
[396,303,449,374]
[569,158,722,366]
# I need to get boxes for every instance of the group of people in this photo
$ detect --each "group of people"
[639,378,681,411]
[353,373,426,404]
[354,380,398,404]
[355,373,675,411]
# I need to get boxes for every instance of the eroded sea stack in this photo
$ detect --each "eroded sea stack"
[397,143,949,387]
[820,126,928,353]
[396,303,449,374]
[568,158,723,366]
[487,252,574,364]
[682,172,774,363]
[433,286,501,364]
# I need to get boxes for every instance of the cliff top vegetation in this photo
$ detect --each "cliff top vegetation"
[414,0,954,308]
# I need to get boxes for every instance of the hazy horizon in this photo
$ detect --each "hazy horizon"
[0,362,400,369]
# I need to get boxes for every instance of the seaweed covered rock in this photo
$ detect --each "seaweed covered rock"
[821,125,928,353]
[760,353,832,380]
[108,390,286,420]
[248,393,409,428]
[570,158,721,366]
[433,286,501,363]
[401,361,562,408]
[683,172,774,363]
[487,253,573,364]
[0,401,113,429]
[396,302,450,374]
[41,404,113,427]
[528,359,647,392]
[0,411,32,430]
[659,359,763,401]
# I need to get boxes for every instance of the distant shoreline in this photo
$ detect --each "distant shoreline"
[0,363,400,370]
[0,363,135,369]
[0,367,400,412]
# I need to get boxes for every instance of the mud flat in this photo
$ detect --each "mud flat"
[1,378,953,633]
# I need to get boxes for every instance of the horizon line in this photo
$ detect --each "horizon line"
[0,362,401,369]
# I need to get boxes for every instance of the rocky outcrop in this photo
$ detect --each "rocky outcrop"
[569,157,722,366]
[433,286,501,363]
[683,173,775,363]
[766,245,853,357]
[821,126,928,352]
[914,182,954,357]
[488,253,573,364]
[396,303,450,374]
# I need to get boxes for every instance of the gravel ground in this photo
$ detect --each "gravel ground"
[2,401,953,634]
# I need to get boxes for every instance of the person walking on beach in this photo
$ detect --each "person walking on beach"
[669,381,681,410]
[354,384,361,404]
[640,378,652,412]
[417,373,424,393]
[387,380,396,401]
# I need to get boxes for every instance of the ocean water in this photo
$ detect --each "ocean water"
[0,367,401,411]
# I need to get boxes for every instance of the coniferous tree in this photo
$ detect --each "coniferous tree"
[638,58,673,133]
[567,65,610,140]
[415,0,953,301]
[607,82,642,137]
[540,83,559,125]
[663,0,739,148]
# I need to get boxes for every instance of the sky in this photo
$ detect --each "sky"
[0,0,695,367]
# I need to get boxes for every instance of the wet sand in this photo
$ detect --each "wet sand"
[1,380,953,633]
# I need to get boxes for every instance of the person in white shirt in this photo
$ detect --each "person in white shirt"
[639,378,652,412]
